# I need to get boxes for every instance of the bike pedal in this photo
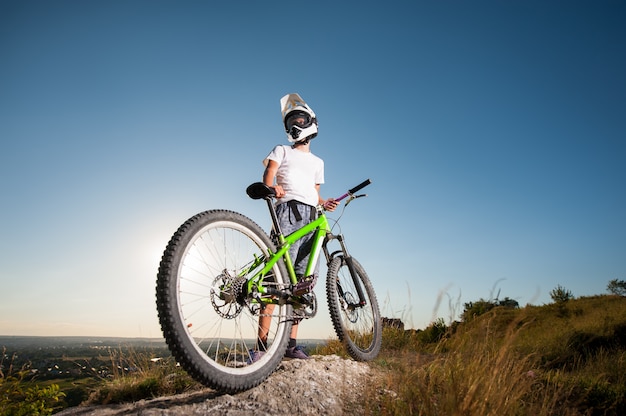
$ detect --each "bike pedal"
[293,275,317,296]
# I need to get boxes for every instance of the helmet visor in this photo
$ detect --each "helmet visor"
[285,111,313,130]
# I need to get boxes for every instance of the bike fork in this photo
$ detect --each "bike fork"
[330,234,367,307]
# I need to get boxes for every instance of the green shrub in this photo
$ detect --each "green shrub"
[550,284,574,303]
[0,352,65,416]
[417,317,448,344]
[607,279,626,296]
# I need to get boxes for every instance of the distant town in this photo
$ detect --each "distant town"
[0,336,169,380]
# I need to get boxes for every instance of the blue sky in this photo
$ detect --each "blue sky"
[1,1,624,339]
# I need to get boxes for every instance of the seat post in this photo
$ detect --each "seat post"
[265,197,282,237]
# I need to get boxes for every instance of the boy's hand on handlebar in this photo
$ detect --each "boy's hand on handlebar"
[323,198,339,212]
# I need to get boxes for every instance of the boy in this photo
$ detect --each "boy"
[255,93,338,360]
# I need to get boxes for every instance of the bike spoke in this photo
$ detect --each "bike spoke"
[326,256,382,361]
[157,211,292,391]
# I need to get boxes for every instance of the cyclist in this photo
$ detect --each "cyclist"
[253,93,338,361]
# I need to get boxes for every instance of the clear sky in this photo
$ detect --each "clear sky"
[1,1,624,339]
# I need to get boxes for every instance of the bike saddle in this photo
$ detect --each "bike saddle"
[246,182,276,200]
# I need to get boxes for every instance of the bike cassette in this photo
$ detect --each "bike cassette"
[210,271,247,319]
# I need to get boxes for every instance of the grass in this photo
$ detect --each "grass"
[83,346,201,405]
[3,295,625,415]
[361,317,566,415]
[347,294,626,415]
[0,345,204,414]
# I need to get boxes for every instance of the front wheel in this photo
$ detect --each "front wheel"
[326,256,382,361]
[156,210,292,393]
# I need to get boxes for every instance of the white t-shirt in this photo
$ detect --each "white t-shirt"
[263,145,324,207]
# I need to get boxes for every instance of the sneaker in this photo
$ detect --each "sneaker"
[285,345,310,359]
[246,349,265,365]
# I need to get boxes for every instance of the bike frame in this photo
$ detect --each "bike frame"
[243,202,331,299]
[241,179,372,309]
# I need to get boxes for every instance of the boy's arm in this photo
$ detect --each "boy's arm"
[263,160,285,198]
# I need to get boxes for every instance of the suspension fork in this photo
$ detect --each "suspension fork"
[324,233,367,307]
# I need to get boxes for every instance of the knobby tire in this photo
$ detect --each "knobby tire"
[155,210,292,393]
[326,256,382,361]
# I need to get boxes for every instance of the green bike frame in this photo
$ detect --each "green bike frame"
[244,207,330,300]
[242,179,372,308]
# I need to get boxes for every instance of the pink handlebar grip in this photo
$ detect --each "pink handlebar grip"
[335,179,371,201]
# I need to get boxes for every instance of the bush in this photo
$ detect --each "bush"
[461,296,519,322]
[418,318,448,344]
[550,284,573,303]
[461,298,497,321]
[0,351,65,416]
[607,279,626,296]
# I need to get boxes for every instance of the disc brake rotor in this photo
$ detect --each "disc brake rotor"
[209,271,247,319]
[342,291,359,323]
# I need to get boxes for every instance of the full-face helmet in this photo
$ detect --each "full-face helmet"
[280,93,318,143]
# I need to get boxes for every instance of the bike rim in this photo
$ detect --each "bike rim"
[336,261,379,353]
[175,220,289,374]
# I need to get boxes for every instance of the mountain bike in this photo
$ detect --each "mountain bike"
[155,179,382,393]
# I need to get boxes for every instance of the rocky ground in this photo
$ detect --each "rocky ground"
[57,355,384,416]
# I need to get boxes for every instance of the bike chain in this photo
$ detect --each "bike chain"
[209,271,318,320]
[245,291,318,320]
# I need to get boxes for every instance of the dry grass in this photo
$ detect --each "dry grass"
[351,295,626,415]
[85,346,201,405]
[16,294,622,414]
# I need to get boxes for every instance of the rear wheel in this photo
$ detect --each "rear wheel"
[156,210,292,393]
[326,256,382,361]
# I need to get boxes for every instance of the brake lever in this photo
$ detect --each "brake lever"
[345,193,367,207]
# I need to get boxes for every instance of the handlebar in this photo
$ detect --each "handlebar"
[246,179,372,204]
[335,179,371,202]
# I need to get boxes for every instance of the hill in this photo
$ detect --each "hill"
[3,295,626,415]
[372,294,626,415]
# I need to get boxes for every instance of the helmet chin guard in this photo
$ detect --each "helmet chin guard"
[280,93,318,143]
